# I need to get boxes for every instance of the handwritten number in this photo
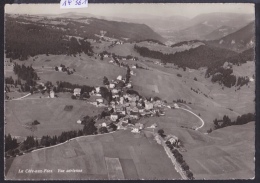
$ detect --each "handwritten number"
[62,0,87,7]
[75,0,81,5]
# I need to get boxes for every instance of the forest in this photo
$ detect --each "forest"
[212,113,255,130]
[134,44,237,69]
[5,17,93,60]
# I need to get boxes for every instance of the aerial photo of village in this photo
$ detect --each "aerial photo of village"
[4,3,255,180]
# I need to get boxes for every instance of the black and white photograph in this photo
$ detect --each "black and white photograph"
[4,3,255,180]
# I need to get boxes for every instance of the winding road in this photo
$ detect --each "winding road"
[178,107,205,130]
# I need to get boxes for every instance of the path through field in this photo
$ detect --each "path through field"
[7,93,31,101]
[178,107,205,130]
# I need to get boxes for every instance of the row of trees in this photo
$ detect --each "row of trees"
[5,134,19,152]
[125,65,131,84]
[213,113,255,130]
[158,129,194,180]
[13,63,39,85]
[100,86,112,103]
[136,39,165,46]
[5,116,99,157]
[55,81,94,94]
[5,76,22,85]
[5,110,120,158]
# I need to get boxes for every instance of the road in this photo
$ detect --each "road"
[178,107,205,130]
[6,93,31,101]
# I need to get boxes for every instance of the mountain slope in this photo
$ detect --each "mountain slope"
[5,14,165,60]
[190,12,254,29]
[134,44,237,69]
[167,13,254,43]
[204,25,237,40]
[208,21,255,52]
[84,17,165,42]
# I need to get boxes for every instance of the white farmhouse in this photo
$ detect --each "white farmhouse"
[130,70,136,76]
[96,98,104,103]
[110,114,119,121]
[131,128,140,133]
[95,87,100,93]
[112,89,119,94]
[58,66,63,72]
[50,90,55,98]
[126,83,132,88]
[109,83,115,89]
[77,120,82,124]
[117,75,123,80]
[132,65,137,69]
[145,102,154,110]
[74,88,81,96]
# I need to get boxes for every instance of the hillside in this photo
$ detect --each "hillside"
[165,13,254,43]
[204,25,237,40]
[5,14,164,61]
[134,44,237,69]
[5,130,182,180]
[82,17,165,42]
[173,23,215,41]
[190,12,254,29]
[183,122,255,179]
[5,15,93,60]
[208,21,255,52]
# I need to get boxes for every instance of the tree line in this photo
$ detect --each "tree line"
[158,129,194,180]
[6,63,40,93]
[212,113,255,131]
[54,81,94,94]
[206,67,250,88]
[134,44,237,70]
[5,112,118,157]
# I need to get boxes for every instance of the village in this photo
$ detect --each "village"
[41,52,182,144]
[71,67,179,135]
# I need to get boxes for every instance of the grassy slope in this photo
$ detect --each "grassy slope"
[184,122,255,179]
[5,130,181,180]
[12,54,126,87]
[5,96,104,137]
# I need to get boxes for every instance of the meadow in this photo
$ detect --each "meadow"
[5,97,104,138]
[5,130,182,180]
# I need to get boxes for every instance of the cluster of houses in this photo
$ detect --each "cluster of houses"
[71,71,173,134]
[98,52,138,62]
[155,61,164,66]
[97,74,169,132]
[55,64,75,74]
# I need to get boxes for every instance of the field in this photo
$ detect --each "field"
[12,54,126,87]
[107,43,140,57]
[5,130,182,180]
[140,117,255,179]
[183,122,255,179]
[139,108,202,130]
[128,60,255,131]
[5,97,104,138]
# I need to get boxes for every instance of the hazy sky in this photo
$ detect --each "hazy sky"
[5,3,254,18]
